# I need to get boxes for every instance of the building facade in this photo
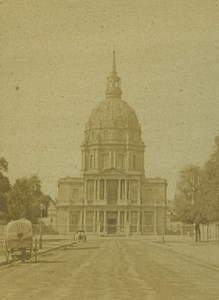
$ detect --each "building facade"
[57,53,167,235]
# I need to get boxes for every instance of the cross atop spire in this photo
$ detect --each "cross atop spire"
[106,51,122,98]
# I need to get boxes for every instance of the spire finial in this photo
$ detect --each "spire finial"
[112,50,116,74]
[105,50,122,98]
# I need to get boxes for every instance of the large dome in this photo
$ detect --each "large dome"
[87,98,140,130]
[84,98,143,146]
[83,52,143,146]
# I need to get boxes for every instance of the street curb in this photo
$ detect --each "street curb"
[145,239,219,272]
[38,241,76,255]
[0,241,76,267]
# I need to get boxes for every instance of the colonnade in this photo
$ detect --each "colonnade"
[83,179,141,204]
[76,209,156,235]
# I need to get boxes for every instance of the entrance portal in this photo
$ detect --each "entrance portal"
[107,212,117,234]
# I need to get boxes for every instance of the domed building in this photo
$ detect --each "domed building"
[57,52,167,235]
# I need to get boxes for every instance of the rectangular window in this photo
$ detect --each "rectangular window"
[130,180,138,203]
[102,154,109,169]
[95,180,98,200]
[69,212,80,232]
[90,155,93,169]
[133,155,136,170]
[130,211,137,233]
[87,180,94,203]
[71,188,79,204]
[120,179,125,200]
[100,179,105,200]
[117,154,125,169]
[100,211,104,232]
[85,154,88,170]
[145,189,154,203]
[86,211,94,232]
[127,180,129,200]
[143,212,154,233]
[120,211,124,232]
[107,180,118,205]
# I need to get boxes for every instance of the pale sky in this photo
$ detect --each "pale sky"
[1,0,219,200]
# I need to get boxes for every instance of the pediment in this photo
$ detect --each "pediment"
[99,168,127,175]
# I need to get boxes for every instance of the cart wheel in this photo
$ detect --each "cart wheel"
[5,251,9,264]
[34,250,38,263]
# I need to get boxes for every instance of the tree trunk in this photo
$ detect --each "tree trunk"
[195,222,201,242]
[207,224,209,242]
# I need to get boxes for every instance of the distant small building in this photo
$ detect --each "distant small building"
[44,199,57,231]
[166,200,182,234]
[57,53,167,236]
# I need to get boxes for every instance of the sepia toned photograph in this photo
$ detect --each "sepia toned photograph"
[0,1,219,299]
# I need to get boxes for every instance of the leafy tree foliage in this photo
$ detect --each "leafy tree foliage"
[7,175,51,224]
[202,137,219,223]
[173,165,207,242]
[0,158,11,222]
[0,157,8,172]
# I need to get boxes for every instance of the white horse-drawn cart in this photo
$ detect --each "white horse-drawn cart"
[5,219,38,263]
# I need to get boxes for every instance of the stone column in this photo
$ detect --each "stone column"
[117,211,120,235]
[79,211,83,230]
[96,209,101,237]
[94,180,96,204]
[84,180,87,204]
[126,222,130,237]
[96,148,99,169]
[66,210,70,234]
[124,211,127,226]
[127,180,130,205]
[141,152,144,171]
[138,180,141,205]
[97,180,100,201]
[97,222,101,238]
[82,150,85,171]
[83,211,87,231]
[114,150,116,168]
[97,211,100,223]
[93,211,96,233]
[126,149,129,170]
[104,179,107,201]
[103,211,106,234]
[137,211,140,234]
[154,210,157,234]
[118,179,121,202]
[125,180,127,203]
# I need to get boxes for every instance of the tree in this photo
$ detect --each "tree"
[0,158,11,222]
[0,157,8,172]
[7,175,51,224]
[173,164,207,242]
[202,136,219,223]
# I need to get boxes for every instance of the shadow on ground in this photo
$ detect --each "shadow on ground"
[61,246,100,251]
[36,260,67,264]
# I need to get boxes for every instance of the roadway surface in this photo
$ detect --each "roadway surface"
[0,238,219,300]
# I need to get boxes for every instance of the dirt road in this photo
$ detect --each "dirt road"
[0,238,218,300]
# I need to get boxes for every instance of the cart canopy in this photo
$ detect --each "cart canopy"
[6,219,33,240]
